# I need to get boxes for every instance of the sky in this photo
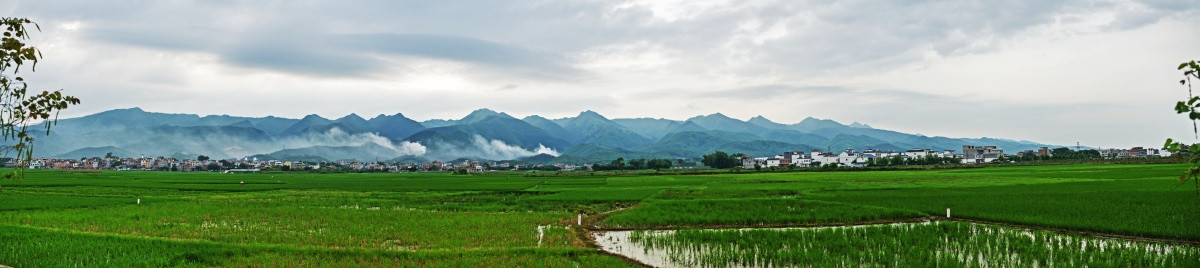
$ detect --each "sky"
[2,0,1198,148]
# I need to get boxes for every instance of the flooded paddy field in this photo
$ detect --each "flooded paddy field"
[594,221,1200,267]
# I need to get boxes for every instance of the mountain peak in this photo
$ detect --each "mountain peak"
[300,114,327,121]
[578,110,608,120]
[523,115,548,121]
[462,108,498,119]
[95,107,148,116]
[687,113,740,122]
[748,115,775,124]
[468,108,498,116]
[848,122,872,129]
[370,113,405,120]
[337,113,366,121]
[798,116,833,124]
[459,108,514,124]
[747,115,789,130]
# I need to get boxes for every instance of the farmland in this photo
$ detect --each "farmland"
[1,163,1199,266]
[598,222,1200,267]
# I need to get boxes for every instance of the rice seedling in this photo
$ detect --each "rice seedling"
[598,222,1200,267]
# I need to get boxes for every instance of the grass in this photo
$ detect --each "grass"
[0,224,628,267]
[1,200,574,250]
[600,198,923,228]
[0,163,1198,265]
[816,178,1200,240]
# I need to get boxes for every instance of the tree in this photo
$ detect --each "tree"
[628,158,647,170]
[197,155,210,161]
[0,18,80,181]
[701,151,742,169]
[1165,59,1200,195]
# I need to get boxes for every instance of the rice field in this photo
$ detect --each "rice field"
[0,163,1197,266]
[596,222,1200,267]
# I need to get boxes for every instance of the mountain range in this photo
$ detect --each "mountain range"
[32,107,1054,163]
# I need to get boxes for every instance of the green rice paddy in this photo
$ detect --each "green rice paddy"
[599,222,1200,267]
[0,164,1197,266]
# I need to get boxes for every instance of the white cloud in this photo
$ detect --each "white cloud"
[425,135,559,161]
[3,0,1197,148]
[286,128,426,157]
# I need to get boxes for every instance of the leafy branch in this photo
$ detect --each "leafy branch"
[0,18,81,183]
[1165,59,1200,194]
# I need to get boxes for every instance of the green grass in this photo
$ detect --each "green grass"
[600,198,923,228]
[813,175,1200,240]
[0,224,630,267]
[1,163,1198,265]
[1,194,578,250]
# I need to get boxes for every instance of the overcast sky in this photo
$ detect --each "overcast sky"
[3,0,1198,148]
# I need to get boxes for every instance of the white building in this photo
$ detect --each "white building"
[903,149,932,159]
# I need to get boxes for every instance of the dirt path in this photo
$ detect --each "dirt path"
[572,205,653,268]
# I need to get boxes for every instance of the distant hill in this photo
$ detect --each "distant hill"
[31,107,1059,162]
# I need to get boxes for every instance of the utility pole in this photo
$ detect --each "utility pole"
[1076,142,1081,151]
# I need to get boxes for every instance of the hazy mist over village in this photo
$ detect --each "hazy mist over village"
[1,1,1199,267]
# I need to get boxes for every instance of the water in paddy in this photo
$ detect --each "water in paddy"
[593,221,1200,268]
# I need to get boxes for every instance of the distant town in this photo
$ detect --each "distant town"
[740,145,1170,169]
[12,144,1172,173]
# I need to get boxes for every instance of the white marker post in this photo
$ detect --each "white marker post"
[946,208,951,218]
[577,214,582,225]
[537,225,545,248]
[137,198,141,205]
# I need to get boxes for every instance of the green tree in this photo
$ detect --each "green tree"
[0,18,80,181]
[628,158,647,170]
[701,151,742,169]
[197,155,209,161]
[1166,59,1200,195]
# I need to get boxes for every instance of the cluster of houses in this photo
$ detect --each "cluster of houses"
[1098,147,1171,158]
[14,157,578,173]
[741,147,967,169]
[742,144,1177,169]
[1012,146,1173,158]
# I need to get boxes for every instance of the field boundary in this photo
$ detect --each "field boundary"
[576,205,653,268]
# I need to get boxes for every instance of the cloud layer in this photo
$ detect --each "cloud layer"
[4,0,1198,148]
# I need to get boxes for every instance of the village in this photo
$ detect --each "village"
[11,145,1173,173]
[13,156,580,173]
[740,145,1173,169]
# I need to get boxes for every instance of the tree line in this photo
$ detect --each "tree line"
[591,157,675,171]
[1008,148,1101,162]
[867,154,960,167]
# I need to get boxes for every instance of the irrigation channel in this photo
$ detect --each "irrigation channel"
[592,221,1200,267]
